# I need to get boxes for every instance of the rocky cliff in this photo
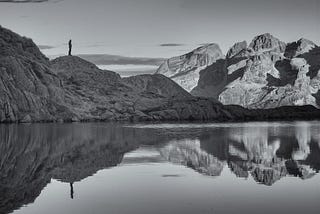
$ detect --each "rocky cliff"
[0,26,67,122]
[158,33,320,109]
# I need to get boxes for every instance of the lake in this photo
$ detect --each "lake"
[1,121,320,214]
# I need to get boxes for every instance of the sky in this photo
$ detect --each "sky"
[0,0,319,73]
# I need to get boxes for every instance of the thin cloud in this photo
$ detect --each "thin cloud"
[77,54,166,66]
[0,0,62,3]
[199,43,214,46]
[159,43,185,47]
[38,45,55,50]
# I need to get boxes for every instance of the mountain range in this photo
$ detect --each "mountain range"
[1,25,320,123]
[157,34,320,109]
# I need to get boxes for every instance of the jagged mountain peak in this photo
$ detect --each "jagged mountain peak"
[249,33,286,53]
[226,40,248,59]
[285,38,317,58]
[250,32,279,42]
[298,38,316,44]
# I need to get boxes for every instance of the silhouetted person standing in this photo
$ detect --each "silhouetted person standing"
[70,182,74,199]
[68,39,72,56]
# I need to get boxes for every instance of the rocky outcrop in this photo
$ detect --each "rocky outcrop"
[52,55,134,121]
[156,44,224,92]
[0,26,67,122]
[51,56,197,121]
[187,33,320,109]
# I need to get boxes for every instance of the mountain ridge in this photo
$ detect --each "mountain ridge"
[157,33,320,109]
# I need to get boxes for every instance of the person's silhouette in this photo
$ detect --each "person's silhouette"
[68,40,72,56]
[70,182,74,199]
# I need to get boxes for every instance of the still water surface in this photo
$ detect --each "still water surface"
[1,121,320,214]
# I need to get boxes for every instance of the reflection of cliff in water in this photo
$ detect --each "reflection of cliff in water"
[152,123,320,186]
[0,123,160,214]
[160,139,225,176]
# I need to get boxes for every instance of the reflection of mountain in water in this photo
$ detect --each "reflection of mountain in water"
[160,123,320,186]
[160,139,225,176]
[226,123,320,185]
[1,122,320,213]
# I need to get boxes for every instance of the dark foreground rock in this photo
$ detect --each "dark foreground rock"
[1,25,320,123]
[0,26,67,122]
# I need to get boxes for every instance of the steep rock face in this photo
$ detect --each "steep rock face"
[218,57,317,108]
[0,26,48,63]
[285,38,317,58]
[0,26,67,122]
[248,33,286,54]
[226,41,248,58]
[189,33,320,108]
[156,44,224,92]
